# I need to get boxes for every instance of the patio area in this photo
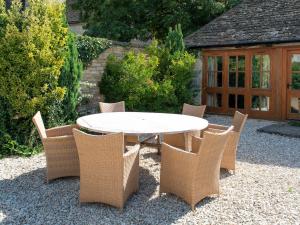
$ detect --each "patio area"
[0,115,299,225]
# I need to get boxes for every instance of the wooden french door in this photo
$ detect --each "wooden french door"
[203,49,275,119]
[287,52,300,120]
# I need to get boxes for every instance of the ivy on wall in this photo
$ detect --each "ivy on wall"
[76,35,112,68]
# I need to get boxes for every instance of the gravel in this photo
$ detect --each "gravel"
[0,115,300,225]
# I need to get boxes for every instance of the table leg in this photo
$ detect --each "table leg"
[157,134,161,155]
[184,132,192,152]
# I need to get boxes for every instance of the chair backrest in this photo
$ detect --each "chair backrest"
[73,129,124,188]
[32,111,47,139]
[182,103,206,118]
[99,101,125,113]
[232,111,248,132]
[194,126,233,180]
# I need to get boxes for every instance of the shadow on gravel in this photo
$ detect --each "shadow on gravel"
[0,165,210,224]
[220,169,233,179]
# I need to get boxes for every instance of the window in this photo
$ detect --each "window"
[252,55,270,89]
[228,94,244,109]
[251,96,270,111]
[207,56,223,87]
[291,54,300,90]
[207,93,222,107]
[228,56,245,88]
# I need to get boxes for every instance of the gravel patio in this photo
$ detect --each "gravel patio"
[0,115,299,225]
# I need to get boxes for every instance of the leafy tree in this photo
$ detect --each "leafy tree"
[74,0,241,41]
[165,24,185,54]
[59,32,83,121]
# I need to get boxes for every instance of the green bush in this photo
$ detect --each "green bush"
[100,26,196,113]
[165,24,185,54]
[59,32,83,122]
[76,35,112,67]
[0,0,69,157]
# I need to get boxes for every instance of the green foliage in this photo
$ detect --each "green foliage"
[59,32,83,121]
[165,24,185,54]
[288,121,300,127]
[100,27,196,113]
[0,0,69,157]
[74,0,241,41]
[292,74,300,90]
[76,35,112,67]
[0,131,40,159]
[0,0,67,119]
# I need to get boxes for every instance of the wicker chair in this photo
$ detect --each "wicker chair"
[99,101,138,144]
[73,129,140,209]
[205,111,248,171]
[162,104,207,150]
[182,103,206,118]
[160,126,233,210]
[99,101,125,113]
[32,111,79,183]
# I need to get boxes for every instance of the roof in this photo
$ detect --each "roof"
[185,0,300,48]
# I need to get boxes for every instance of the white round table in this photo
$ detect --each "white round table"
[77,112,208,135]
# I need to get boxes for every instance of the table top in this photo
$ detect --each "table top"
[77,112,208,135]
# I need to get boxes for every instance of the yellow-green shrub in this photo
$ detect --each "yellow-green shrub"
[0,0,68,155]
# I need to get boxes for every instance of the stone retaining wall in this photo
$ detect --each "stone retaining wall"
[78,43,144,115]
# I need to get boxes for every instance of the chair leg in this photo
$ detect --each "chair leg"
[191,204,195,211]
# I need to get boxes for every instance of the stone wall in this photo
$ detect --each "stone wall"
[78,42,145,115]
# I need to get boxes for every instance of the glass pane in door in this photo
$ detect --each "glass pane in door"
[292,73,300,90]
[292,54,300,71]
[291,97,300,113]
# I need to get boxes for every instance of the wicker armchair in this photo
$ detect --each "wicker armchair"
[182,103,206,118]
[32,111,79,183]
[163,104,207,150]
[99,101,138,144]
[73,129,140,209]
[205,111,248,171]
[160,126,233,210]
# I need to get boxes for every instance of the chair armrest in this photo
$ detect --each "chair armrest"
[191,136,203,154]
[42,135,76,149]
[206,128,225,133]
[123,144,140,186]
[207,123,229,130]
[161,143,196,176]
[46,124,79,137]
[206,128,237,135]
